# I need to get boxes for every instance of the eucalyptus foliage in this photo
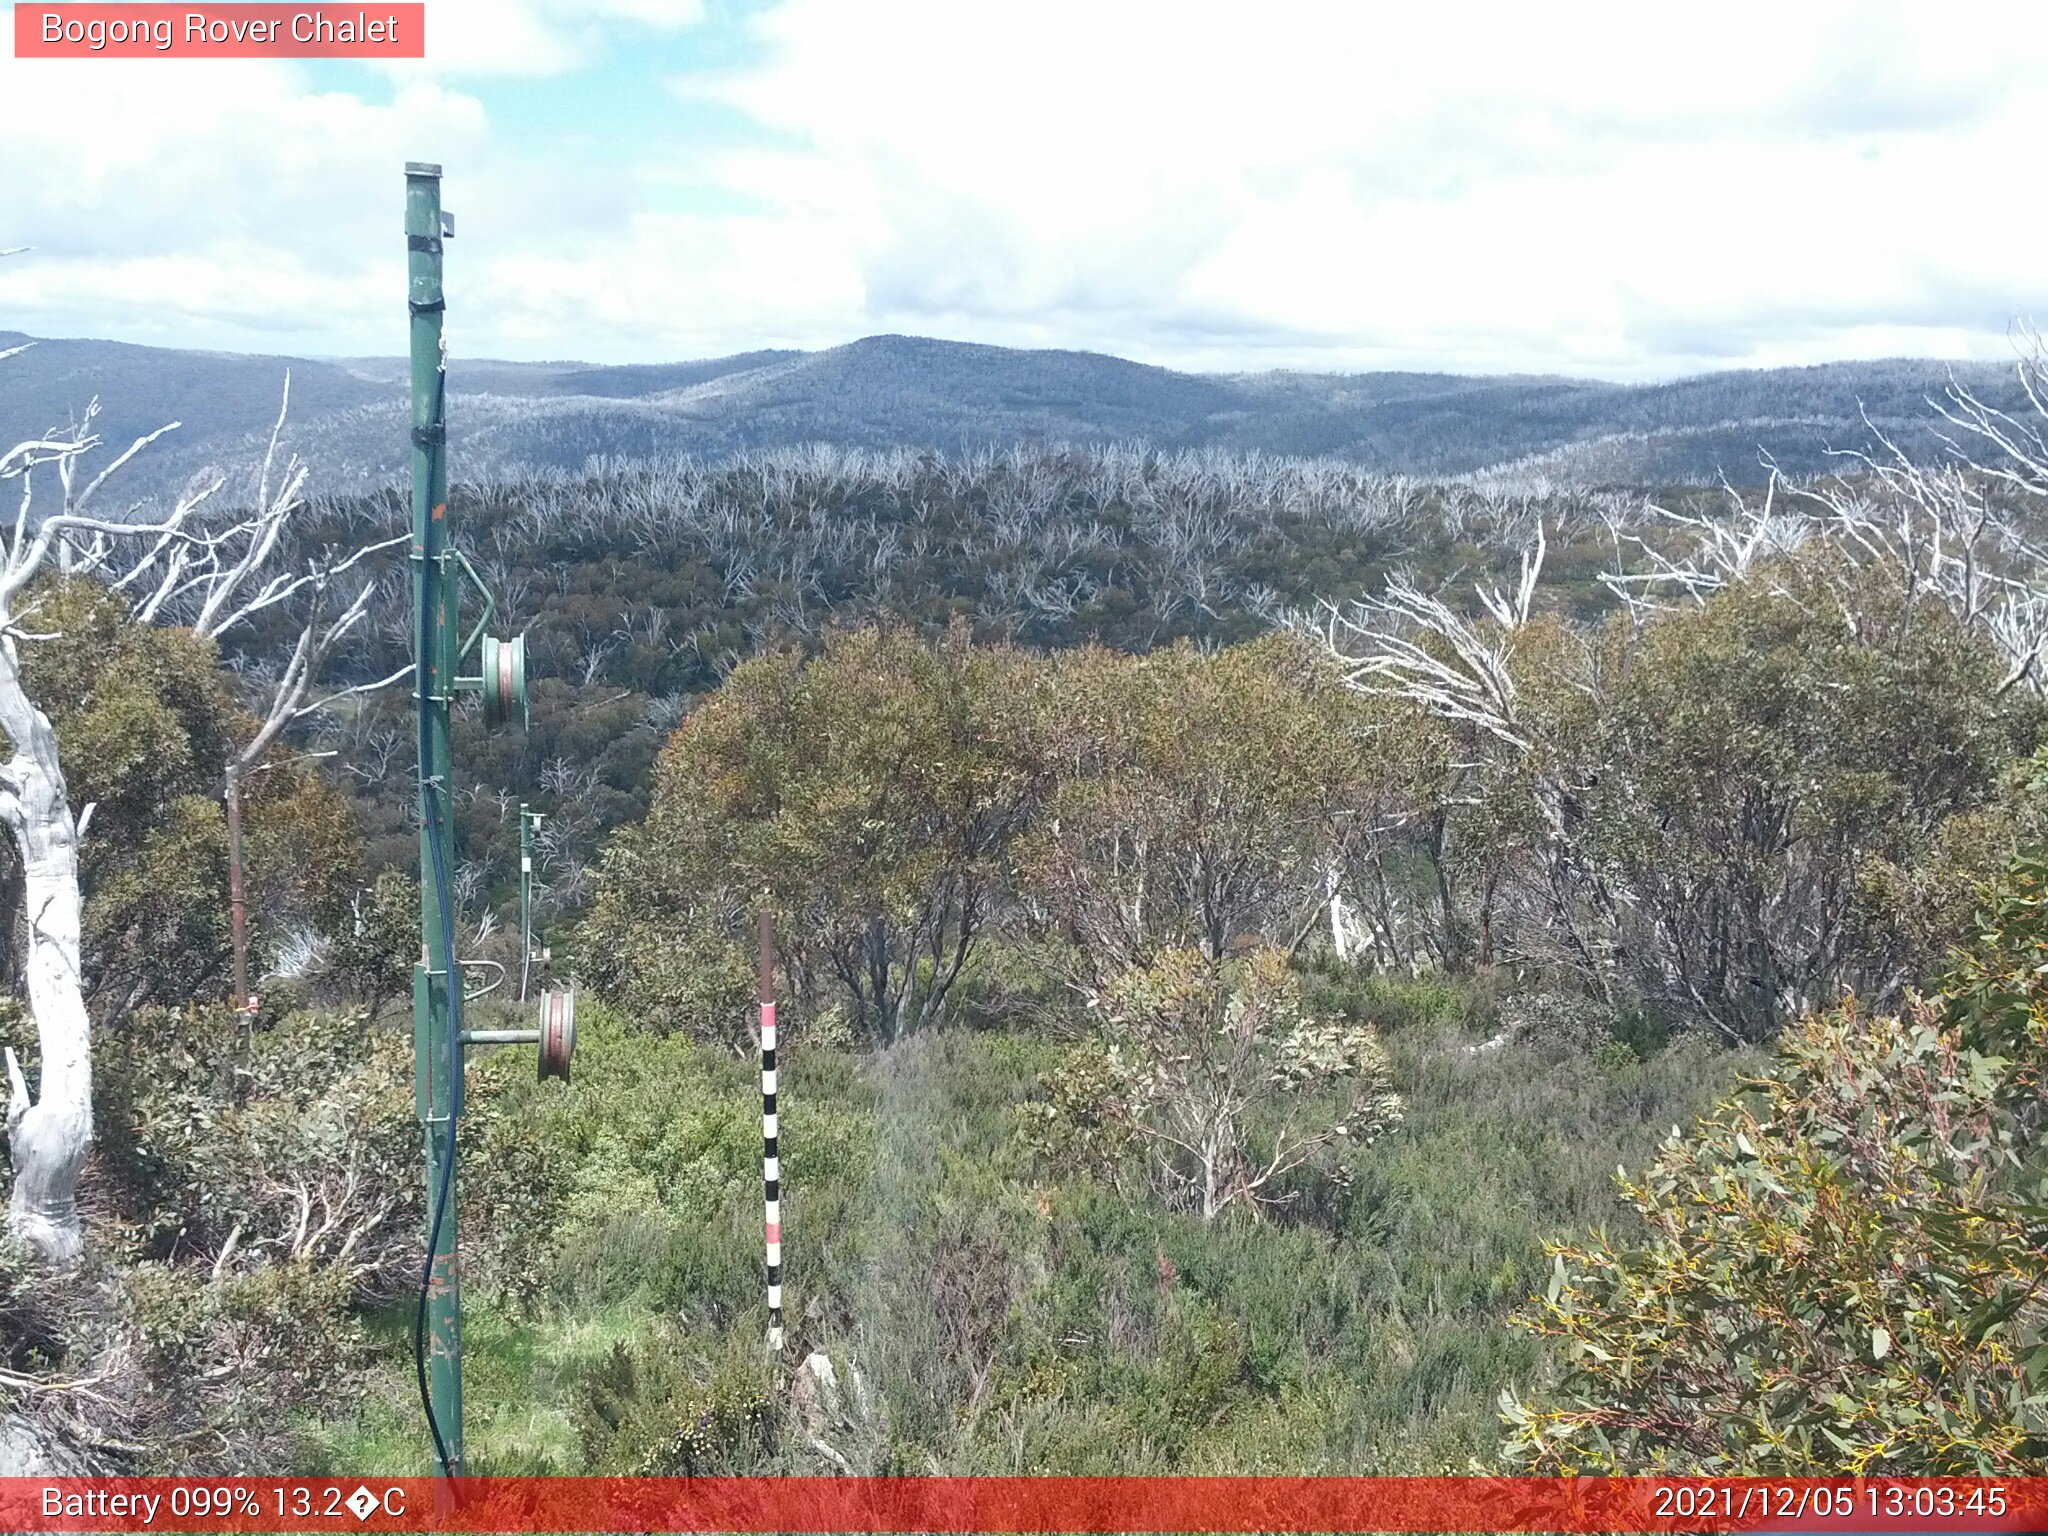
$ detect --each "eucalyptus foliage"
[6,579,356,1017]
[1502,835,2048,1473]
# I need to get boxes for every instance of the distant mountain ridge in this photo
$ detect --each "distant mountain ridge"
[0,329,2027,503]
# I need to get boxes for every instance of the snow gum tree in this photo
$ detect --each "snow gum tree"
[0,445,170,1261]
[0,342,390,1261]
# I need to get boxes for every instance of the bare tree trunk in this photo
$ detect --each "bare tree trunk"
[1373,857,1406,972]
[0,851,23,996]
[0,645,89,1264]
[1326,867,1350,963]
[1429,812,1463,966]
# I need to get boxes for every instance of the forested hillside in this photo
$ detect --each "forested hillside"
[2,330,2034,506]
[252,450,1593,898]
[1,353,2047,1482]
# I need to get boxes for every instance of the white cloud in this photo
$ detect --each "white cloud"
[381,0,706,78]
[3,0,2046,375]
[0,58,490,351]
[668,0,2048,376]
[473,207,868,353]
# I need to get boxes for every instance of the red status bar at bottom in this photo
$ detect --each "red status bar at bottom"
[4,1477,2046,1533]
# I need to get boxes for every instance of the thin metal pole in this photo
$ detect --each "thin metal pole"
[225,761,250,1014]
[519,803,534,1002]
[407,159,462,1478]
[760,909,783,1353]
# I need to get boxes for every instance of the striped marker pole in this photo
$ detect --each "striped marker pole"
[760,910,783,1353]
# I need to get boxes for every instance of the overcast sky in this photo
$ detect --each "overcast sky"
[4,0,2046,380]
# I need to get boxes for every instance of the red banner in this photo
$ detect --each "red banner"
[12,5,426,59]
[1,1477,2044,1532]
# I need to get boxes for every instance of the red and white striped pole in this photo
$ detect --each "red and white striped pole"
[760,909,783,1353]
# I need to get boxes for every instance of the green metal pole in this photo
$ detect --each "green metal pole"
[406,160,462,1478]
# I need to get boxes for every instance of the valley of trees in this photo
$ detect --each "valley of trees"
[1,346,2047,1484]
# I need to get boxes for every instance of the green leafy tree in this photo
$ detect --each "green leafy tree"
[584,623,1046,1044]
[1328,539,2040,1039]
[1571,552,2040,1041]
[1019,633,1375,978]
[9,579,357,1016]
[1500,840,2048,1473]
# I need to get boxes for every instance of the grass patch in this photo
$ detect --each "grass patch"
[304,1300,653,1475]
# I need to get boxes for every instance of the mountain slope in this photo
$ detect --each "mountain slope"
[0,330,2027,502]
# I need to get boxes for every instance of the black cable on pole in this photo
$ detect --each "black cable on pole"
[412,363,460,1482]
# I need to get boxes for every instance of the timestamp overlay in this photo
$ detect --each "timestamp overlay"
[0,1477,2043,1532]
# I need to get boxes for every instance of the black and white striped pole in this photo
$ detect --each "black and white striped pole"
[760,909,783,1354]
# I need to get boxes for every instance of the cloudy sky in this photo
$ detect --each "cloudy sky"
[4,0,2046,379]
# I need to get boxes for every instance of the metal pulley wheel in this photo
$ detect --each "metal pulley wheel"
[538,985,576,1082]
[480,632,528,730]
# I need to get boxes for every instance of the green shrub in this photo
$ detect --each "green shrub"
[1497,991,1618,1062]
[1301,967,1499,1036]
[97,1004,418,1299]
[1034,948,1401,1221]
[321,870,416,1022]
[575,1330,776,1474]
[1019,1038,1139,1192]
[123,1257,365,1472]
[1500,847,2048,1473]
[317,1004,1748,1479]
[461,999,876,1312]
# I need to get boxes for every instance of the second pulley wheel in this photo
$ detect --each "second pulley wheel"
[480,632,527,730]
[538,985,576,1082]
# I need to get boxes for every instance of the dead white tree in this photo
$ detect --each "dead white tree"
[1313,521,1627,989]
[1815,372,2048,695]
[1599,355,2048,695]
[0,404,221,1260]
[1597,466,1813,623]
[1319,522,1547,760]
[0,345,402,1260]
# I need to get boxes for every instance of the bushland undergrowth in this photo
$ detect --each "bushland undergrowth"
[310,975,1754,1476]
